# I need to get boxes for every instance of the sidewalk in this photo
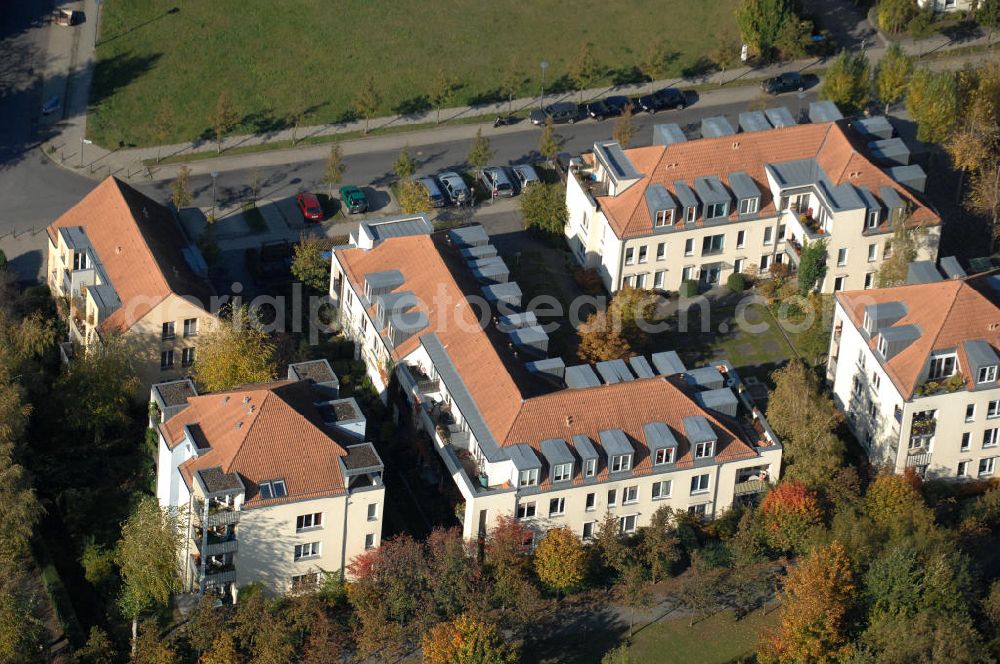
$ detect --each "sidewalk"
[39,10,998,184]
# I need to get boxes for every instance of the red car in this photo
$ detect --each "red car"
[296,192,323,222]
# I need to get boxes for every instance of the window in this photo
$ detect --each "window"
[694,441,715,459]
[967,404,976,422]
[623,275,634,288]
[291,573,319,591]
[734,259,745,275]
[518,469,538,487]
[655,209,674,227]
[979,366,998,384]
[582,521,596,540]
[160,350,174,370]
[958,461,969,478]
[739,197,759,215]
[635,273,646,289]
[181,347,196,367]
[684,239,694,256]
[837,248,848,266]
[759,254,771,271]
[553,462,572,483]
[865,272,874,289]
[584,458,597,478]
[872,371,881,390]
[928,355,957,380]
[183,318,198,337]
[961,432,971,451]
[706,202,727,219]
[834,276,846,292]
[690,474,710,494]
[682,266,694,281]
[685,206,697,223]
[736,230,746,248]
[980,457,996,477]
[688,503,708,517]
[259,479,287,500]
[763,226,773,245]
[701,234,724,255]
[585,492,596,511]
[296,513,323,531]
[867,244,877,262]
[516,501,536,519]
[654,447,675,465]
[625,248,635,265]
[610,454,632,473]
[619,514,637,534]
[549,497,565,516]
[778,224,786,240]
[867,209,880,229]
[877,335,888,357]
[638,246,648,263]
[607,489,617,506]
[654,271,665,289]
[367,503,378,521]
[623,486,638,504]
[989,400,1000,418]
[293,542,321,561]
[364,534,375,550]
[984,428,998,448]
[652,480,672,500]
[656,242,666,260]
[791,193,809,212]
[161,322,175,340]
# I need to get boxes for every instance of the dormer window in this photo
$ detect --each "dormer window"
[867,209,880,229]
[552,462,573,483]
[705,202,728,220]
[863,312,874,335]
[584,458,596,477]
[610,454,632,473]
[685,206,697,223]
[877,335,888,357]
[694,441,715,459]
[518,468,538,487]
[259,479,287,500]
[654,209,674,227]
[654,447,675,465]
[738,197,759,215]
[979,365,997,384]
[928,354,957,380]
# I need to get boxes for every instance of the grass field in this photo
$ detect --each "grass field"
[627,608,776,664]
[90,0,738,148]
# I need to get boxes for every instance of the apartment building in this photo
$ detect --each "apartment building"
[828,260,1000,481]
[151,360,384,598]
[330,222,781,542]
[564,104,940,295]
[47,177,217,392]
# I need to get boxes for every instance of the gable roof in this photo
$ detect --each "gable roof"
[162,380,349,507]
[837,272,1000,399]
[597,121,939,239]
[47,177,214,332]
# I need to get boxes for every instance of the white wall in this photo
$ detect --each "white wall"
[156,432,193,509]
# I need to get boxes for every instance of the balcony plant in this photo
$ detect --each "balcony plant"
[911,418,936,435]
[435,424,451,443]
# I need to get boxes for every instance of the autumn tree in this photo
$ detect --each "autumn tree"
[876,216,925,287]
[210,91,240,154]
[484,515,532,582]
[736,0,795,58]
[766,360,845,487]
[666,553,724,627]
[616,564,654,640]
[758,541,855,663]
[116,496,181,655]
[170,164,193,209]
[760,479,823,553]
[569,43,601,103]
[193,305,277,392]
[538,117,562,164]
[775,14,813,60]
[75,626,117,664]
[499,58,523,116]
[291,234,333,293]
[151,101,173,164]
[467,128,494,179]
[323,144,344,199]
[612,102,635,148]
[709,28,743,78]
[394,145,415,180]
[875,42,913,113]
[640,43,675,93]
[906,68,959,144]
[0,441,42,564]
[421,614,518,664]
[200,631,238,664]
[593,511,630,576]
[877,0,916,33]
[608,285,657,350]
[423,528,479,620]
[534,527,587,596]
[430,69,454,126]
[638,505,681,583]
[184,595,223,658]
[397,178,432,214]
[353,75,381,134]
[520,183,568,236]
[864,473,928,530]
[821,50,871,114]
[577,310,631,362]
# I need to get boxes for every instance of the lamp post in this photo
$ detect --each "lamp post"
[210,171,219,220]
[80,137,92,168]
[539,60,549,110]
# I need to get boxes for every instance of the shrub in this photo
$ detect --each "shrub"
[679,280,699,297]
[726,272,745,292]
[573,267,605,296]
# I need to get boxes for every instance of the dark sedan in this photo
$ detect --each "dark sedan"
[761,72,805,95]
[634,87,686,113]
[585,95,632,120]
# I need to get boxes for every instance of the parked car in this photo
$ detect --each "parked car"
[338,185,369,214]
[415,176,446,208]
[585,95,631,120]
[437,171,471,205]
[510,164,541,192]
[529,101,581,126]
[295,192,323,222]
[761,72,805,95]
[480,167,515,198]
[635,87,686,113]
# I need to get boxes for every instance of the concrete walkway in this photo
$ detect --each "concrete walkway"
[38,5,999,184]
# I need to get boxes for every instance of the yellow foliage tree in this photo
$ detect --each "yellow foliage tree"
[193,305,277,392]
[577,310,631,363]
[421,614,518,664]
[533,527,587,596]
[397,178,432,214]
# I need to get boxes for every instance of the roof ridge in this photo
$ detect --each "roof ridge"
[104,177,174,300]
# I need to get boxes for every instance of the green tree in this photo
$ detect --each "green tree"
[291,235,333,293]
[0,565,46,664]
[210,90,240,154]
[736,0,794,58]
[200,631,238,664]
[797,237,828,295]
[775,14,813,60]
[397,179,432,214]
[323,144,345,200]
[875,42,914,113]
[353,75,381,134]
[520,183,567,236]
[534,527,587,596]
[499,58,523,116]
[538,117,562,164]
[0,445,42,564]
[430,69,454,126]
[640,43,675,93]
[638,505,680,583]
[860,611,991,663]
[977,0,1000,36]
[906,68,959,144]
[708,28,743,78]
[170,164,193,210]
[192,305,277,392]
[151,101,173,164]
[877,0,917,33]
[467,128,494,179]
[876,216,925,287]
[616,564,654,640]
[116,497,181,655]
[612,102,635,148]
[394,145,415,180]
[184,595,222,657]
[76,626,117,664]
[821,50,871,114]
[569,43,601,103]
[593,511,629,576]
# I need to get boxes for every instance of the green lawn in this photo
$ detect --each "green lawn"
[90,0,738,148]
[627,609,777,664]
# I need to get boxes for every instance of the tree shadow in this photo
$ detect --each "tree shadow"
[546,74,574,95]
[89,51,163,108]
[467,87,504,108]
[940,20,983,44]
[609,65,645,87]
[681,56,718,82]
[96,6,181,47]
[392,95,430,118]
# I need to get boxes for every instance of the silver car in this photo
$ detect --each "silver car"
[511,164,541,193]
[480,167,514,198]
[437,171,471,205]
[415,176,446,208]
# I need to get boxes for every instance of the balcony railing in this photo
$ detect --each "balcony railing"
[203,565,237,586]
[734,479,767,496]
[906,452,932,468]
[69,316,86,345]
[195,532,238,557]
[193,500,241,527]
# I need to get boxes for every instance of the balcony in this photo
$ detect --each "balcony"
[194,530,238,557]
[906,451,932,468]
[203,562,236,586]
[69,316,86,345]
[734,479,767,496]
[193,500,241,527]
